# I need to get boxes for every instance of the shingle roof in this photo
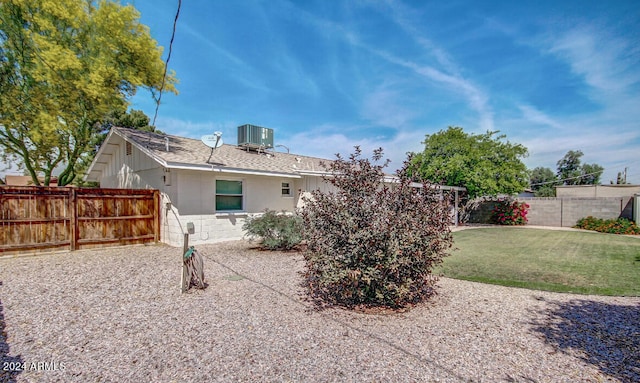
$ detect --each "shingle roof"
[112,127,329,177]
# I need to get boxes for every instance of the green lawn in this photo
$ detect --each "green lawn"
[439,227,640,296]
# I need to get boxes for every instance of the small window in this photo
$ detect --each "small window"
[281,182,291,197]
[126,142,132,156]
[216,180,243,211]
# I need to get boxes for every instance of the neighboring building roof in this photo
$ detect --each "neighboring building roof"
[4,175,58,186]
[86,127,330,181]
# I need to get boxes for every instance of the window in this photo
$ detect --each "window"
[125,142,132,156]
[216,180,243,211]
[281,182,292,197]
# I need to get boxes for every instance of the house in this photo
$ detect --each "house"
[86,125,466,246]
[85,125,335,246]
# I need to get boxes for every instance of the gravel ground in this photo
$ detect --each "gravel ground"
[0,240,638,383]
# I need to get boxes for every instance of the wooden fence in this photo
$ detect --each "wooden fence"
[0,186,159,255]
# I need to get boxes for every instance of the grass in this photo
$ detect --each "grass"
[439,227,640,296]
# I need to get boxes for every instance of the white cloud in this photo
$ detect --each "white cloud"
[366,1,495,132]
[279,124,426,171]
[517,104,563,130]
[360,85,416,128]
[546,25,640,99]
[279,0,495,132]
[382,0,462,77]
[510,117,640,183]
[180,24,249,70]
[156,117,239,140]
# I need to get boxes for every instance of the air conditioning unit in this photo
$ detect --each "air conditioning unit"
[237,124,274,151]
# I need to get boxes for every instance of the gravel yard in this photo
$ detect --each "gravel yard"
[1,240,638,382]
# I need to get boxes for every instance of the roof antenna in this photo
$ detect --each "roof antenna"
[201,131,223,163]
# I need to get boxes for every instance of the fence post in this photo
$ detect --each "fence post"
[153,190,160,243]
[181,233,189,293]
[69,188,78,251]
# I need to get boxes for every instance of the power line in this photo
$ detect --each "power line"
[529,170,605,187]
[152,0,181,127]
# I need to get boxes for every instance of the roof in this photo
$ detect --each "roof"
[85,127,466,192]
[86,127,329,181]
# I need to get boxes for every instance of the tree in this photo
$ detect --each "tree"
[300,147,454,308]
[529,166,557,197]
[410,126,529,199]
[556,150,584,185]
[0,0,177,186]
[556,150,603,185]
[612,169,628,185]
[580,163,604,185]
[105,108,157,132]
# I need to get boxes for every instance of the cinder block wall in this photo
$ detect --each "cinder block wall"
[518,198,562,226]
[466,200,500,223]
[466,197,634,227]
[522,197,632,227]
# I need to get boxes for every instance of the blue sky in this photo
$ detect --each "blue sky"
[128,0,637,183]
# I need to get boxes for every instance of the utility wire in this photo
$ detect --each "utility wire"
[152,0,181,128]
[529,170,605,187]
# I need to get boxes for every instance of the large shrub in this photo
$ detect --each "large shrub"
[575,216,640,235]
[242,210,303,250]
[300,147,454,309]
[491,199,529,225]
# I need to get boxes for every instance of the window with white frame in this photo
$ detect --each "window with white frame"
[215,179,243,211]
[281,181,292,197]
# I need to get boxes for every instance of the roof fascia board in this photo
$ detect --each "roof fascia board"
[381,175,466,191]
[296,171,331,177]
[84,128,117,180]
[164,162,302,178]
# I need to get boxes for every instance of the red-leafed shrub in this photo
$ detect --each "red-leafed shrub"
[491,199,529,225]
[299,147,454,309]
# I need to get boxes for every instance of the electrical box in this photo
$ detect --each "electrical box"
[186,222,195,235]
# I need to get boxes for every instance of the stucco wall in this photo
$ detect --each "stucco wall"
[156,170,306,246]
[556,185,640,197]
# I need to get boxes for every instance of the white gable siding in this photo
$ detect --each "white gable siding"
[98,139,166,190]
[301,175,335,194]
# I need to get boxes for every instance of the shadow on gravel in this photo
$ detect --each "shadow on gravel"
[531,298,639,383]
[210,258,475,383]
[1,281,24,383]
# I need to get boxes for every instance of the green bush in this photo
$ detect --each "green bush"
[574,216,640,235]
[300,147,454,309]
[242,210,303,250]
[491,199,529,225]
